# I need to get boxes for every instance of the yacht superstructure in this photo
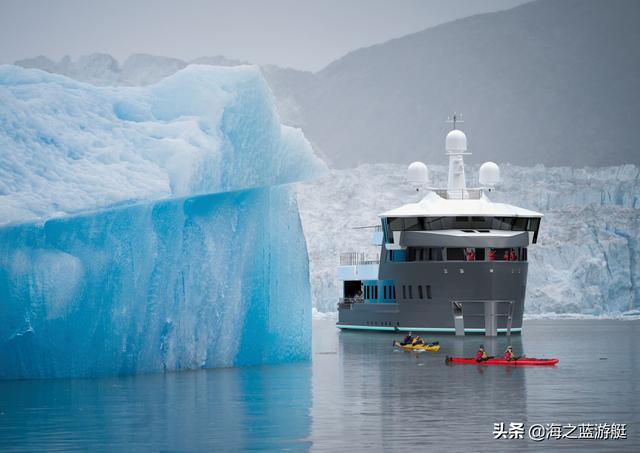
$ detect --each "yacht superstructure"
[337,117,542,336]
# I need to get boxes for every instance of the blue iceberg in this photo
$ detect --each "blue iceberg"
[0,64,324,379]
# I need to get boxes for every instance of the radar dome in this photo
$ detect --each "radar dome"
[446,129,467,152]
[479,161,500,186]
[407,161,428,185]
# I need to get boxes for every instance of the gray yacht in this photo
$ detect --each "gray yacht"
[337,119,542,336]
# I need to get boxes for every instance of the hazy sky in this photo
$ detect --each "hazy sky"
[0,0,532,71]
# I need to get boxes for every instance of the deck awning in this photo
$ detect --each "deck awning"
[380,191,543,218]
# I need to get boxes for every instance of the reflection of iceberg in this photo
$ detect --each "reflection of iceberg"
[0,65,324,379]
[0,363,312,450]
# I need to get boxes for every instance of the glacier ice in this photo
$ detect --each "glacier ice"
[0,65,324,379]
[0,64,321,225]
[297,164,640,316]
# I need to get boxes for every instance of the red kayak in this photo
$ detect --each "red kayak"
[446,357,559,366]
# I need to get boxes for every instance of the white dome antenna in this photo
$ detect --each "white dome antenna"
[407,161,429,191]
[479,161,500,188]
[444,113,471,198]
[446,129,467,153]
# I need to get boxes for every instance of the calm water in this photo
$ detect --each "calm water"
[0,319,638,451]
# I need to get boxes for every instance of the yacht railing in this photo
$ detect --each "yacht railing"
[352,225,383,232]
[431,188,483,200]
[338,297,364,310]
[339,252,380,266]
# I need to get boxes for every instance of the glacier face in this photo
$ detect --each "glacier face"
[297,164,640,316]
[0,65,323,379]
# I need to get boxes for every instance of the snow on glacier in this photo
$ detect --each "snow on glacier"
[0,65,324,379]
[0,64,321,225]
[297,163,639,316]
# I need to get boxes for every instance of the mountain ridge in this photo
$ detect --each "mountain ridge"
[14,0,640,167]
[297,0,640,167]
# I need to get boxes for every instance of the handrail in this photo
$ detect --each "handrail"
[337,297,364,310]
[339,297,363,304]
[339,252,380,266]
[431,188,483,200]
[352,225,383,232]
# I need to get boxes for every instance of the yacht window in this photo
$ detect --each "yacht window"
[424,217,444,231]
[513,218,528,231]
[388,217,403,238]
[446,248,465,261]
[528,218,541,243]
[429,247,443,261]
[418,285,424,299]
[344,281,363,298]
[491,217,510,230]
[407,248,416,262]
[390,250,406,262]
[402,285,406,299]
[404,217,421,231]
[470,216,491,229]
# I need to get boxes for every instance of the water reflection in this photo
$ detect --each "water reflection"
[310,319,640,450]
[309,325,530,451]
[0,362,312,451]
[1,319,638,451]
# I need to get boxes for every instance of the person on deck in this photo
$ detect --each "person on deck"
[503,249,510,261]
[466,248,476,262]
[475,345,488,362]
[510,249,518,261]
[504,345,516,361]
[488,249,496,261]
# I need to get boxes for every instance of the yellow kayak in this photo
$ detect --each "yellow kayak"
[393,340,440,352]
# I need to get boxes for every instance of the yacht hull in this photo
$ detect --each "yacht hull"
[337,261,527,334]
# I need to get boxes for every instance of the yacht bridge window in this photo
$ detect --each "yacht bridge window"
[385,216,541,243]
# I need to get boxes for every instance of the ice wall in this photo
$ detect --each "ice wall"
[0,187,311,379]
[0,65,324,379]
[0,64,320,225]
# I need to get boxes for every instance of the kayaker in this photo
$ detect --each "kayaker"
[504,345,516,361]
[475,345,488,362]
[412,336,424,346]
[401,332,414,346]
